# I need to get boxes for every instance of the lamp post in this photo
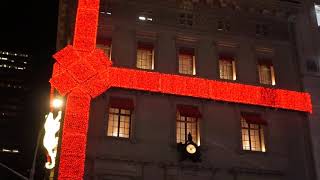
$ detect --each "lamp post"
[29,127,43,180]
[0,162,28,180]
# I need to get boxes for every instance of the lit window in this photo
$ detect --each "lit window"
[136,42,154,70]
[178,48,196,75]
[258,60,275,85]
[241,112,266,152]
[96,38,112,59]
[315,4,320,26]
[176,105,201,145]
[219,55,236,80]
[107,97,133,138]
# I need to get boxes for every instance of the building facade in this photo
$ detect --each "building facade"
[295,0,320,179]
[0,50,31,178]
[55,0,319,179]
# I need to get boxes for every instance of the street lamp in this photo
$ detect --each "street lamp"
[52,98,63,109]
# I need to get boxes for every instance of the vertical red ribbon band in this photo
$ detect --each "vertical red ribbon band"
[56,0,100,179]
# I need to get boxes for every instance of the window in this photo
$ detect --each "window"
[99,1,112,15]
[178,12,194,27]
[179,0,194,10]
[178,48,196,75]
[256,24,268,36]
[306,59,319,72]
[107,97,134,138]
[96,38,112,59]
[176,105,201,145]
[241,112,266,152]
[136,42,154,70]
[315,4,320,26]
[219,55,236,80]
[217,20,231,32]
[258,60,275,85]
[138,11,153,22]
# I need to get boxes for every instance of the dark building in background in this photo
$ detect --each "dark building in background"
[0,50,31,178]
[55,0,320,180]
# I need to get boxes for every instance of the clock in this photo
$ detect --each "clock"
[186,144,197,154]
[177,133,201,162]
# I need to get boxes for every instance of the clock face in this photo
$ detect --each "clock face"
[186,144,197,154]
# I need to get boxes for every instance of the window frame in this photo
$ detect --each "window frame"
[107,107,132,139]
[175,104,201,146]
[255,23,269,37]
[136,42,155,70]
[217,19,231,32]
[178,11,194,27]
[178,48,196,75]
[176,112,199,145]
[218,56,237,81]
[257,62,276,86]
[239,113,267,153]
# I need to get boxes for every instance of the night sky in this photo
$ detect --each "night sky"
[1,0,59,178]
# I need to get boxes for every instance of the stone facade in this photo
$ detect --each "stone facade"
[294,0,320,179]
[56,0,319,179]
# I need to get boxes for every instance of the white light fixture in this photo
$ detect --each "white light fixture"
[52,98,63,109]
[315,4,320,26]
[139,16,146,21]
[2,149,10,152]
[147,17,153,21]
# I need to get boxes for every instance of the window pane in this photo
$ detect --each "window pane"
[176,112,198,144]
[121,109,130,115]
[241,115,266,152]
[107,108,131,138]
[137,49,153,70]
[109,108,119,113]
[241,117,248,128]
[250,129,261,151]
[179,54,194,75]
[219,60,234,80]
[258,64,272,85]
[178,12,193,26]
[260,128,266,152]
[242,129,250,150]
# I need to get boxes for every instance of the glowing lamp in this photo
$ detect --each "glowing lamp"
[52,98,63,109]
